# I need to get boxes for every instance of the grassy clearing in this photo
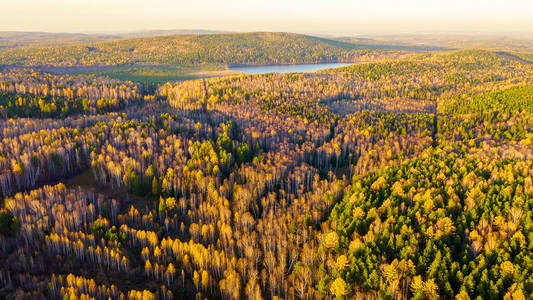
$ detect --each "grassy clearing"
[65,169,156,214]
[75,64,241,85]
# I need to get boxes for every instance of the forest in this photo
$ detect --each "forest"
[0,32,532,300]
[0,32,406,67]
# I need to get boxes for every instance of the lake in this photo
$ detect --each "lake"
[229,62,353,74]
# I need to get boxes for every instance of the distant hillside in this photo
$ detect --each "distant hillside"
[335,37,450,51]
[0,31,119,49]
[0,32,405,67]
[351,34,533,54]
[0,30,228,49]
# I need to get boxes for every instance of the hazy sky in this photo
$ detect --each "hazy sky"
[1,0,533,35]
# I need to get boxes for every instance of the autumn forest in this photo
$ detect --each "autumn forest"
[0,31,532,300]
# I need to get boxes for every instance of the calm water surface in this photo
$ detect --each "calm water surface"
[229,63,352,74]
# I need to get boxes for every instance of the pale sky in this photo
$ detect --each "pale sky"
[1,0,533,35]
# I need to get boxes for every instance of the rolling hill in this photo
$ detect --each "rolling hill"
[0,32,406,67]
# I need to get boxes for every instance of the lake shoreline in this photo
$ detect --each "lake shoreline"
[226,61,355,68]
[228,62,355,74]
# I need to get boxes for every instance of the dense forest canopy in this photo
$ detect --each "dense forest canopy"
[0,33,532,300]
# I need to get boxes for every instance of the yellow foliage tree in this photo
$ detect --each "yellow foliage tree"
[500,261,515,277]
[455,290,470,300]
[330,277,348,298]
[323,232,339,250]
[336,255,349,271]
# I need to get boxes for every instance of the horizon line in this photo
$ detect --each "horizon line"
[1,29,533,39]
